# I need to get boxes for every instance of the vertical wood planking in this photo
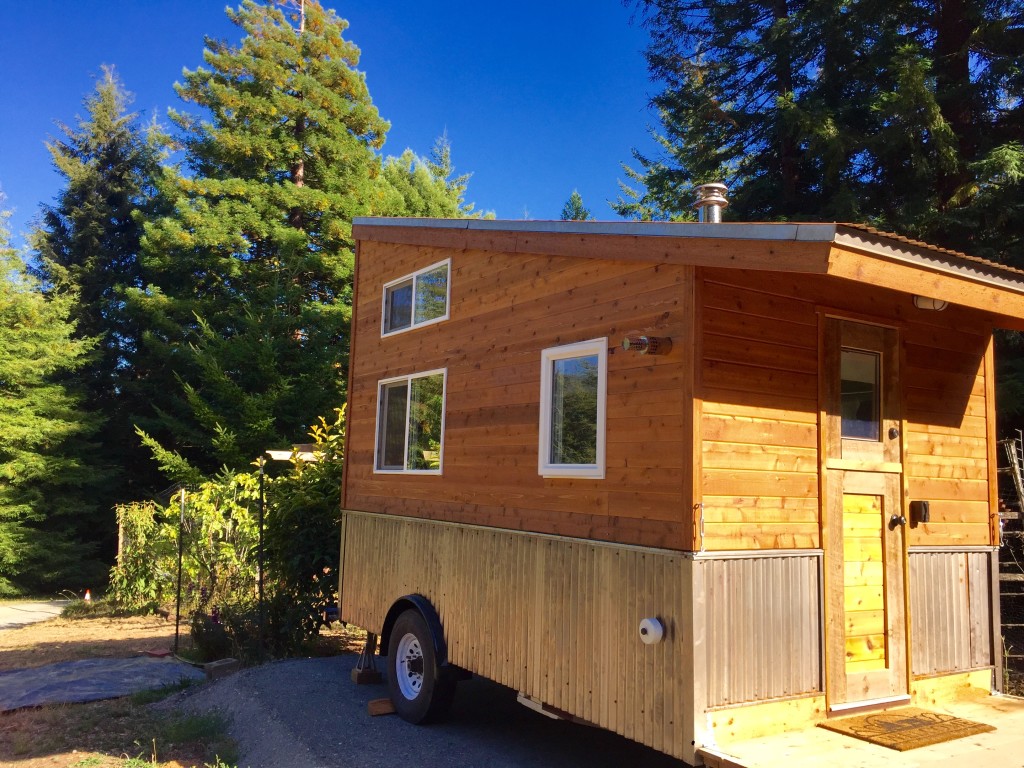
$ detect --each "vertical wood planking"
[339,510,694,760]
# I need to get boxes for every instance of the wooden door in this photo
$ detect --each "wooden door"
[823,318,908,710]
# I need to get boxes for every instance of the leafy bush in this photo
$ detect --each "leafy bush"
[108,407,345,660]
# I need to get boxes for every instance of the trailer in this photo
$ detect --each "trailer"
[337,210,1024,764]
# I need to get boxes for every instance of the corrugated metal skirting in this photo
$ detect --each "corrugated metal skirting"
[696,552,824,708]
[339,510,695,760]
[909,549,994,676]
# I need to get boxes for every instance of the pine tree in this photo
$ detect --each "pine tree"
[133,0,390,475]
[622,0,1024,264]
[380,135,489,218]
[0,210,106,594]
[560,190,593,221]
[33,67,163,508]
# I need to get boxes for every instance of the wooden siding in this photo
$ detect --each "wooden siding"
[340,510,696,762]
[698,268,995,551]
[909,549,995,676]
[696,552,823,709]
[344,241,693,550]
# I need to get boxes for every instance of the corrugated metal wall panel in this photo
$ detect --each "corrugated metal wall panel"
[699,552,823,708]
[339,510,694,760]
[909,549,994,676]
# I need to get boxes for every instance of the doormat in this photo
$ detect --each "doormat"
[818,707,995,751]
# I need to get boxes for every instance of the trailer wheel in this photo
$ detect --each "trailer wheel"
[387,609,455,723]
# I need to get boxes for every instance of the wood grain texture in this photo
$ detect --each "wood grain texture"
[339,510,695,761]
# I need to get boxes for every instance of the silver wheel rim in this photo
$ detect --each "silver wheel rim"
[395,631,425,700]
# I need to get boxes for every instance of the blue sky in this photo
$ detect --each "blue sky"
[0,1,659,248]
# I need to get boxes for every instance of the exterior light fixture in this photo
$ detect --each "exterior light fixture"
[913,295,948,311]
[622,335,673,355]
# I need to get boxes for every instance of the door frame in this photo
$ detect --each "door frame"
[819,312,911,712]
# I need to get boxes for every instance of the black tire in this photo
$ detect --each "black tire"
[387,608,456,723]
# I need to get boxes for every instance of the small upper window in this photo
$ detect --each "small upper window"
[539,338,607,478]
[375,369,446,473]
[382,260,450,335]
[840,348,880,441]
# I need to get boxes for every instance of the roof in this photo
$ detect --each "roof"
[352,217,1024,327]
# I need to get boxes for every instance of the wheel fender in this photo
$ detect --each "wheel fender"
[380,594,449,666]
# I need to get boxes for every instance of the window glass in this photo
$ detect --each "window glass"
[382,261,449,335]
[377,382,409,470]
[375,371,445,472]
[414,265,448,325]
[841,349,880,440]
[550,355,599,465]
[539,339,606,478]
[407,374,444,470]
[384,281,413,334]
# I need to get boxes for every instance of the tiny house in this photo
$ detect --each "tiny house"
[338,211,1024,764]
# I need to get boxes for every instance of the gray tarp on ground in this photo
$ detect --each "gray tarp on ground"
[0,656,206,711]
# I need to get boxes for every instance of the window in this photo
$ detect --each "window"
[375,370,446,473]
[539,339,607,478]
[840,348,880,441]
[382,260,450,335]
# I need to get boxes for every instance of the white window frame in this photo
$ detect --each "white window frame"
[374,368,447,474]
[538,338,607,479]
[380,259,451,337]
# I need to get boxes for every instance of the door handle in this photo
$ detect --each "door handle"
[888,427,900,440]
[889,514,907,529]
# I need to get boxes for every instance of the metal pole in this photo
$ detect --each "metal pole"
[174,487,185,654]
[258,457,265,660]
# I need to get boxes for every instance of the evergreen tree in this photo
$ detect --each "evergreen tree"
[560,189,593,221]
[0,210,106,594]
[621,0,1024,264]
[381,135,488,218]
[33,67,163,508]
[133,0,389,475]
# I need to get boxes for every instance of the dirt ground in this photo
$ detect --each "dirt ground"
[0,608,361,768]
[0,613,181,672]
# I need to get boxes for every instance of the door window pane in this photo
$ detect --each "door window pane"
[841,349,880,440]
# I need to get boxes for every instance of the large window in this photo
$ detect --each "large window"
[539,339,607,478]
[382,260,450,335]
[375,370,446,473]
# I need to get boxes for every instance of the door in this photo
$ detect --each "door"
[823,318,908,710]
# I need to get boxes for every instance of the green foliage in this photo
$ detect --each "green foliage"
[107,502,164,611]
[262,406,345,653]
[109,408,345,659]
[381,134,490,218]
[626,0,1024,427]
[623,0,1024,264]
[560,189,593,221]
[133,0,388,474]
[32,66,165,515]
[0,210,107,595]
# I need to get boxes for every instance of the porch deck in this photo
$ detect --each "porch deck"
[700,693,1024,768]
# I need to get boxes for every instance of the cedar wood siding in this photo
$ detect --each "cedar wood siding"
[698,267,995,550]
[345,239,997,553]
[344,240,693,550]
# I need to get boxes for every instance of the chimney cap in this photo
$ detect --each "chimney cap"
[693,182,729,223]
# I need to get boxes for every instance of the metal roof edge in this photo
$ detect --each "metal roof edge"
[833,227,1024,293]
[352,216,840,242]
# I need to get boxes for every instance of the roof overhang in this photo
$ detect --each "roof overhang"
[353,217,1024,330]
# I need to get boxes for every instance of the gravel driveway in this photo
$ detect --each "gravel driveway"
[176,654,685,768]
